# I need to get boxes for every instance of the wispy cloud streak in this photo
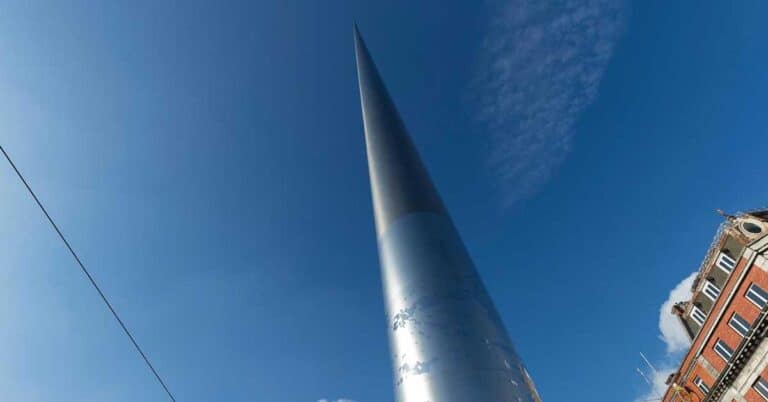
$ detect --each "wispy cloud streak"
[476,0,628,204]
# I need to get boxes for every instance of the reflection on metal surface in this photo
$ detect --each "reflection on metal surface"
[354,26,540,402]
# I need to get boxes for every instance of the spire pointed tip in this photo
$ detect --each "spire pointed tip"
[353,23,363,48]
[353,23,368,67]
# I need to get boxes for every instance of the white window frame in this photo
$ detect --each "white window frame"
[728,312,751,337]
[716,252,736,274]
[747,283,768,309]
[754,376,768,400]
[714,339,733,362]
[690,305,707,326]
[694,376,710,394]
[703,281,721,302]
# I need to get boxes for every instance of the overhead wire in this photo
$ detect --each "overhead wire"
[0,146,177,402]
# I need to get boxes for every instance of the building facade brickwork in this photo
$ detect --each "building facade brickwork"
[664,209,768,402]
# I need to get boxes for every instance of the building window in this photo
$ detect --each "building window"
[690,305,707,326]
[703,281,721,302]
[694,376,710,394]
[747,283,768,309]
[744,222,764,235]
[728,312,752,337]
[754,376,768,400]
[716,252,736,274]
[714,339,734,362]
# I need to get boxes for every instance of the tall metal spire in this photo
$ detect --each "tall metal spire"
[354,26,541,402]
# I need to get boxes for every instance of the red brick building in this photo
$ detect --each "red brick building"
[663,209,768,402]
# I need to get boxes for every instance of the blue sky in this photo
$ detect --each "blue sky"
[1,1,768,401]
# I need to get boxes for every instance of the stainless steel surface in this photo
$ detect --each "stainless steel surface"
[354,26,540,402]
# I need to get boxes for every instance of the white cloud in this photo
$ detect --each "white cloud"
[659,272,696,353]
[634,362,676,402]
[634,272,697,402]
[476,0,628,204]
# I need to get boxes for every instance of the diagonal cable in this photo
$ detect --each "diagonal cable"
[0,145,177,402]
